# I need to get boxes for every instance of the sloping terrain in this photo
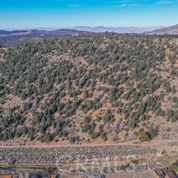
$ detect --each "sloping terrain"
[148,24,178,35]
[0,33,178,145]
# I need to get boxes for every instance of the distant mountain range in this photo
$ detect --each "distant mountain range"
[1,25,178,45]
[73,26,162,33]
[0,29,93,45]
[0,30,28,36]
[147,24,178,35]
[0,29,93,37]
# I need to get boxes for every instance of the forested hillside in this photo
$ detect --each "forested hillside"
[1,33,178,145]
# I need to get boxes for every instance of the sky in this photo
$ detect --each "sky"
[0,0,178,29]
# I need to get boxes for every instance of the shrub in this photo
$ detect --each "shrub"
[138,130,150,142]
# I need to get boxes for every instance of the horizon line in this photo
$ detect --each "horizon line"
[0,25,169,31]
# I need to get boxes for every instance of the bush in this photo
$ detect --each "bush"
[138,130,150,142]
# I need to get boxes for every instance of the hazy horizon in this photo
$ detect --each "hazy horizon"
[0,25,166,31]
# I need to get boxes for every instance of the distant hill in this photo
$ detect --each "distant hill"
[148,24,178,35]
[0,29,93,45]
[0,30,28,36]
[73,26,162,33]
[1,25,176,46]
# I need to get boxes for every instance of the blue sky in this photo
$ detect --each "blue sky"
[0,0,178,29]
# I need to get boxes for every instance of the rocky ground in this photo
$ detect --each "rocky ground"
[0,139,178,178]
[0,144,157,165]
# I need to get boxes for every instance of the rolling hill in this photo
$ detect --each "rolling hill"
[0,29,93,45]
[0,26,163,46]
[148,24,178,35]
